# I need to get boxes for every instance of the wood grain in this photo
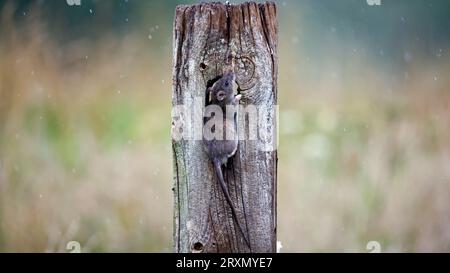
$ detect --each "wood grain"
[172,1,277,253]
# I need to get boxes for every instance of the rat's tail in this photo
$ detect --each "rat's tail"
[213,158,251,249]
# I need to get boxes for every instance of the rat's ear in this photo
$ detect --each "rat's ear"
[216,90,226,101]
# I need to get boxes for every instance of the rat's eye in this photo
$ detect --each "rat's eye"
[224,81,229,87]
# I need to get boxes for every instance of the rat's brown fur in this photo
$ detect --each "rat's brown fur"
[203,70,250,249]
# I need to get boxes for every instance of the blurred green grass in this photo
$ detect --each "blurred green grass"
[1,1,450,252]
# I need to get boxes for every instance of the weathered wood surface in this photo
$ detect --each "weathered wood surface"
[172,1,277,253]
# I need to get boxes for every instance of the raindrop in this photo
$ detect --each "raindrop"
[403,51,412,63]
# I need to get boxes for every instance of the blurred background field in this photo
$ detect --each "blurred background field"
[0,0,449,252]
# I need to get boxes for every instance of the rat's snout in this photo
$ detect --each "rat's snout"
[222,70,235,81]
[229,71,236,82]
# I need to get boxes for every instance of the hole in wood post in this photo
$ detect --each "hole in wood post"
[199,62,207,70]
[192,242,204,252]
[206,75,222,88]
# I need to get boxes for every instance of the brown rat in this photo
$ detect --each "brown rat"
[203,70,250,249]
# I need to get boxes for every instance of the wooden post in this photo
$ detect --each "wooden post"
[171,1,277,253]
